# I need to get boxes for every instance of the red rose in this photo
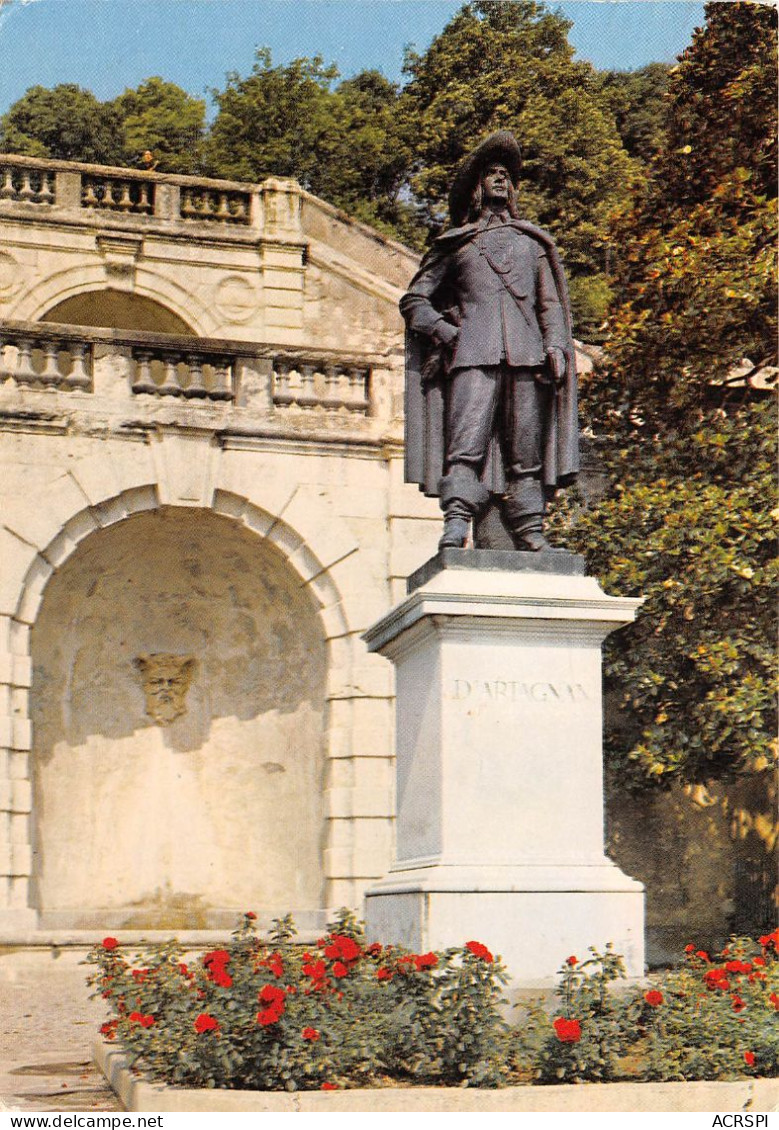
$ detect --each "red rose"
[758,929,779,949]
[100,1020,118,1040]
[769,993,779,1011]
[553,1017,582,1044]
[725,961,752,975]
[194,1014,219,1034]
[732,997,746,1012]
[644,990,664,1007]
[332,961,348,978]
[744,1051,756,1067]
[695,951,710,962]
[376,967,393,981]
[212,970,233,988]
[245,911,257,920]
[754,956,767,967]
[414,952,439,971]
[102,937,119,950]
[465,941,494,962]
[566,955,578,967]
[704,968,730,991]
[259,984,287,1008]
[684,944,695,953]
[324,935,362,963]
[366,943,382,956]
[204,949,230,968]
[302,1027,320,1041]
[303,960,327,982]
[257,1007,281,1026]
[321,1082,338,1091]
[129,1012,154,1028]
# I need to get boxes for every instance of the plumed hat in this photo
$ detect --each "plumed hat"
[448,131,522,226]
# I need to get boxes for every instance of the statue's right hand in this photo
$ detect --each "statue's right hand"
[434,320,459,348]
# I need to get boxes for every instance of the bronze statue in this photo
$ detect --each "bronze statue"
[401,131,578,551]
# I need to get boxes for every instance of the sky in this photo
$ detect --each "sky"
[0,0,708,116]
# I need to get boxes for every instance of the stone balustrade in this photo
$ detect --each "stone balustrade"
[0,320,377,415]
[272,356,370,413]
[0,322,93,391]
[0,154,256,227]
[0,160,56,205]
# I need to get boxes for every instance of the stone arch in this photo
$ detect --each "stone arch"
[8,265,217,336]
[41,291,196,335]
[4,444,362,927]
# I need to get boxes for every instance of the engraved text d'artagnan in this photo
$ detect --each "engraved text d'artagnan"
[450,678,591,704]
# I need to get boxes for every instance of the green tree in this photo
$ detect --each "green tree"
[399,0,636,335]
[111,77,206,174]
[0,83,125,164]
[204,50,342,185]
[597,63,672,163]
[204,51,418,242]
[558,1,778,790]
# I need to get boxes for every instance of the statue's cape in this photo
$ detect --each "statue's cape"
[404,219,579,497]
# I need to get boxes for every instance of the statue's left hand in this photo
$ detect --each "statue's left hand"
[547,348,566,386]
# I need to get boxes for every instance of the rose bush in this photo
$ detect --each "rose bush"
[89,917,779,1090]
[88,910,510,1091]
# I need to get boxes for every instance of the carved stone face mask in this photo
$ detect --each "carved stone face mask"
[134,654,196,726]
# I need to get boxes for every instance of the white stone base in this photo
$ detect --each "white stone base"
[366,862,645,985]
[363,556,646,986]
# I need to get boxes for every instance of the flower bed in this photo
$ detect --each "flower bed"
[87,913,779,1092]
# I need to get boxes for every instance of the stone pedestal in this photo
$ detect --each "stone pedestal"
[363,551,645,985]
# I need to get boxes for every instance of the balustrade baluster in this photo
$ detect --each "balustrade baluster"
[210,358,233,400]
[322,363,341,411]
[14,339,37,385]
[180,189,195,218]
[298,364,317,407]
[37,172,55,204]
[159,354,182,395]
[232,197,248,223]
[0,168,15,200]
[18,171,35,202]
[66,342,92,391]
[273,361,292,406]
[183,354,207,398]
[117,181,133,211]
[215,193,232,221]
[39,342,61,387]
[82,179,99,208]
[137,183,152,214]
[99,180,113,208]
[131,350,157,394]
[199,192,213,217]
[0,337,9,381]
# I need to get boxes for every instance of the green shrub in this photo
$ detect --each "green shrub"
[89,919,779,1089]
[87,910,510,1091]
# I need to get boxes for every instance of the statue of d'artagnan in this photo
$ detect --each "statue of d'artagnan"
[401,131,579,552]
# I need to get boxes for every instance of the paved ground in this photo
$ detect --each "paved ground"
[0,948,122,1112]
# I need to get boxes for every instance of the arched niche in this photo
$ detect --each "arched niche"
[30,507,327,929]
[41,291,196,335]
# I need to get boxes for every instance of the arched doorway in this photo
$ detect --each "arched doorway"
[30,507,327,929]
[41,292,196,335]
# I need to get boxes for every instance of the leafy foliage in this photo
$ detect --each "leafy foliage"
[90,919,779,1089]
[556,1,778,789]
[511,932,779,1084]
[110,77,206,175]
[399,0,636,331]
[0,84,125,164]
[597,63,672,163]
[88,912,510,1091]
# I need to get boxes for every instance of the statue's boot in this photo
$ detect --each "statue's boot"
[504,477,564,552]
[438,466,489,550]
